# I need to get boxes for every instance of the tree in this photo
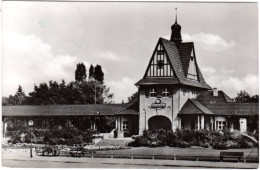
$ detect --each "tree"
[2,97,9,106]
[48,80,61,104]
[235,90,259,103]
[89,64,95,80]
[4,63,113,105]
[94,65,104,83]
[75,63,87,82]
[127,91,139,103]
[14,85,26,105]
[28,83,50,105]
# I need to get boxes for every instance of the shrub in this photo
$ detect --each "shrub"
[178,141,190,148]
[166,130,177,146]
[157,129,167,146]
[128,137,149,147]
[202,142,210,148]
[209,131,225,143]
[213,142,228,150]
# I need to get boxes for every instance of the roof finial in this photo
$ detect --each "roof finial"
[175,8,178,24]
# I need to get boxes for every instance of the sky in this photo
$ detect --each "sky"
[2,1,258,103]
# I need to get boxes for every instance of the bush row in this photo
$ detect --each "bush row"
[128,129,256,149]
[7,127,96,146]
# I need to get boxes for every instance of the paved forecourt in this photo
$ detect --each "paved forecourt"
[2,149,258,169]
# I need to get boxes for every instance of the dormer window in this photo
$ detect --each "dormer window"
[149,88,156,97]
[162,88,169,97]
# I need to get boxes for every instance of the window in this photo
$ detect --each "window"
[162,88,169,97]
[149,88,156,97]
[157,50,164,55]
[216,121,226,130]
[123,121,129,130]
[157,60,164,69]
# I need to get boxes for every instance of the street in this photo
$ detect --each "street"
[2,149,258,169]
[3,159,193,168]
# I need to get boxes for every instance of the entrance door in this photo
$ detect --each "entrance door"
[148,116,171,131]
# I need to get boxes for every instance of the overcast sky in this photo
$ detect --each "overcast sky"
[2,1,258,103]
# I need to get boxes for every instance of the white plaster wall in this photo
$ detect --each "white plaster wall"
[139,86,199,134]
[139,89,173,134]
[173,88,198,130]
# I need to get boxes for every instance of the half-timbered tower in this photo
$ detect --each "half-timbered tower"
[135,14,211,134]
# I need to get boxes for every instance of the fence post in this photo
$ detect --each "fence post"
[174,154,176,160]
[131,153,133,159]
[111,153,113,159]
[152,154,154,160]
[91,152,94,158]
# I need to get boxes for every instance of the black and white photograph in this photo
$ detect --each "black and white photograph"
[1,1,259,168]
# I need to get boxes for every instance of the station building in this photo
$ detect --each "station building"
[2,15,258,138]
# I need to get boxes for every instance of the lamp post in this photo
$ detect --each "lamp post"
[143,109,146,130]
[28,120,34,158]
[97,110,100,131]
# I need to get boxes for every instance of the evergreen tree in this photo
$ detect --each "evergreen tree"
[89,64,95,80]
[94,65,104,83]
[127,91,139,103]
[14,85,26,105]
[75,63,87,82]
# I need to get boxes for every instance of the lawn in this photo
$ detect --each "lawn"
[96,146,258,159]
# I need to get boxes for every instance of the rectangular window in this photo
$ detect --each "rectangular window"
[216,121,226,130]
[123,121,129,130]
[149,88,156,97]
[162,88,169,97]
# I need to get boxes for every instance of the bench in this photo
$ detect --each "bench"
[220,151,244,162]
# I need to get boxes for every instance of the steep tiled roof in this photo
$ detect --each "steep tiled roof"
[161,38,186,79]
[2,104,127,117]
[197,90,234,105]
[190,99,214,114]
[179,42,193,76]
[179,90,259,116]
[179,99,214,115]
[115,95,139,115]
[136,38,211,90]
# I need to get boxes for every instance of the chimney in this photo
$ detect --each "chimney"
[213,88,218,97]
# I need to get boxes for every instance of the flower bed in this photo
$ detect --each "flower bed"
[128,129,257,149]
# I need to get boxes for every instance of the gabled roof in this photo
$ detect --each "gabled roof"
[115,95,139,115]
[2,104,127,117]
[136,38,211,90]
[197,90,234,105]
[161,38,186,79]
[179,42,193,76]
[179,99,214,115]
[179,90,259,116]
